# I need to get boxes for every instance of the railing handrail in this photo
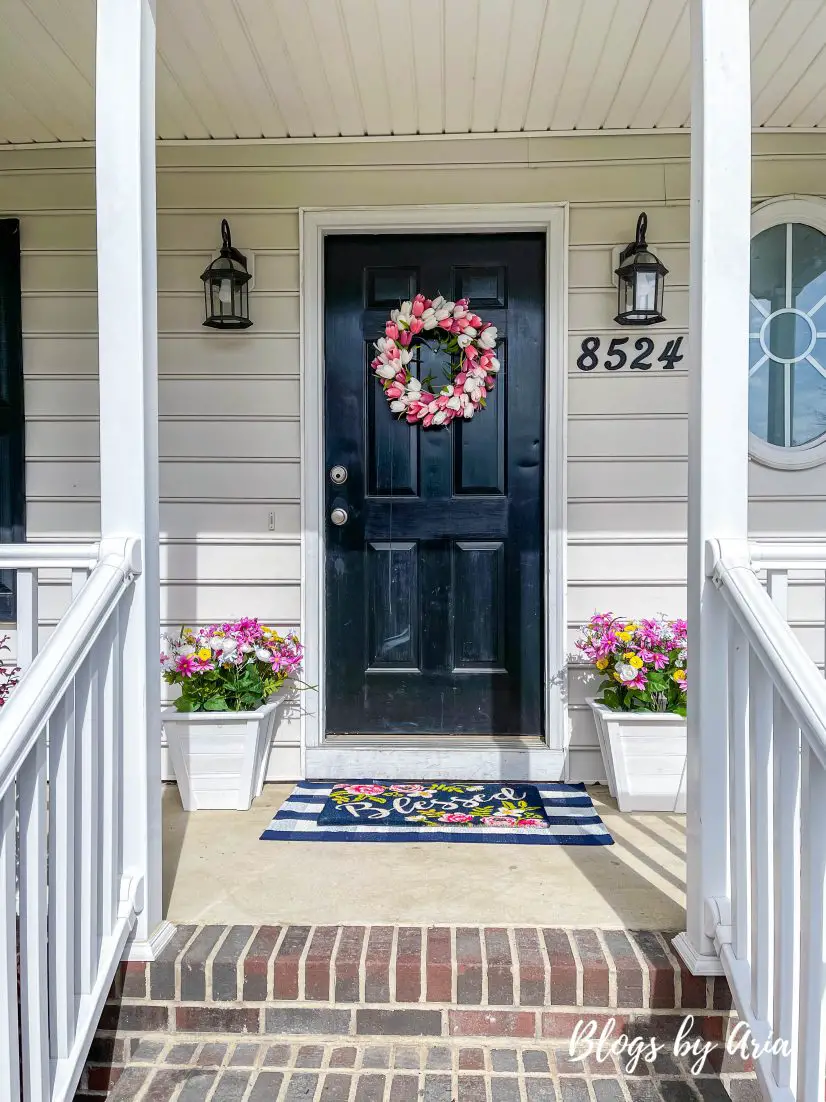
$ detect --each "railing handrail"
[711,538,826,767]
[749,539,826,569]
[0,541,100,569]
[0,537,142,797]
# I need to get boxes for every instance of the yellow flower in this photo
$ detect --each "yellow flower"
[613,671,624,682]
[595,657,609,671]
[629,655,644,669]
[197,647,211,661]
[672,669,686,682]
[617,631,633,642]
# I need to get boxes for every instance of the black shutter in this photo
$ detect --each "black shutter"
[0,219,25,620]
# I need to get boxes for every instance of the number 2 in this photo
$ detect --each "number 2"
[630,337,654,370]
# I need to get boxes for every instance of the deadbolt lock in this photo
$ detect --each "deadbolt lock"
[329,465,348,485]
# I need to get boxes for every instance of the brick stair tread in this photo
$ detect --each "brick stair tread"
[76,1035,759,1102]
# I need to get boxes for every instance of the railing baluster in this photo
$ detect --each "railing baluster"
[772,693,801,1090]
[100,608,122,935]
[75,650,101,994]
[797,743,826,1102]
[0,788,20,1100]
[749,651,774,1023]
[766,567,789,620]
[19,737,50,1101]
[48,687,77,1060]
[17,565,38,669]
[727,622,750,960]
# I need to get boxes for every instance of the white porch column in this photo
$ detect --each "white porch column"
[673,0,752,974]
[95,0,163,952]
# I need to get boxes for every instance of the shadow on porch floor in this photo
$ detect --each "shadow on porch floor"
[162,784,685,929]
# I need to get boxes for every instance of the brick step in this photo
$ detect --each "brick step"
[77,1034,758,1102]
[82,926,743,1100]
[114,925,731,1013]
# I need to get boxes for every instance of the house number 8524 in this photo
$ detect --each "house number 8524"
[576,335,685,371]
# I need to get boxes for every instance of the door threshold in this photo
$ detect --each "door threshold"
[323,734,547,750]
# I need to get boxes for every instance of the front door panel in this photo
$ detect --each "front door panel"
[324,233,545,737]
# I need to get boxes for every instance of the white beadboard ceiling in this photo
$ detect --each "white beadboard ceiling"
[3,0,826,143]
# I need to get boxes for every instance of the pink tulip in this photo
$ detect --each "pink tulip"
[409,317,424,334]
[423,413,434,427]
[386,384,403,399]
[385,322,399,340]
[411,298,424,317]
[395,370,406,382]
[399,330,412,346]
[465,345,478,360]
[438,317,453,330]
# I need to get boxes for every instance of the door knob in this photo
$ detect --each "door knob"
[330,506,349,526]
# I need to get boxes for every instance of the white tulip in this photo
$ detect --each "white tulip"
[390,309,400,323]
[470,387,482,403]
[422,316,438,330]
[432,295,445,309]
[488,357,501,373]
[444,301,455,313]
[463,405,475,419]
[400,348,413,365]
[400,300,412,315]
[407,378,422,392]
[428,400,439,413]
[464,377,476,393]
[434,308,451,321]
[457,334,472,348]
[376,365,397,379]
[463,326,477,337]
[478,330,497,349]
[421,307,435,320]
[390,400,407,413]
[376,337,389,353]
[432,410,447,425]
[447,395,462,411]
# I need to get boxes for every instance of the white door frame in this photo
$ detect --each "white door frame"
[300,203,569,780]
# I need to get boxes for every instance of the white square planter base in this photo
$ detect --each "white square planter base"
[162,699,281,811]
[588,700,687,813]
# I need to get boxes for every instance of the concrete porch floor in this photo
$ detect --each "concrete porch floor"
[162,784,685,929]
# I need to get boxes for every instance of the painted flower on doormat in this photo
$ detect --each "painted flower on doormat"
[316,781,552,829]
[371,294,500,428]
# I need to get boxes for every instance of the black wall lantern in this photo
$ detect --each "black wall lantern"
[201,219,252,329]
[614,212,668,326]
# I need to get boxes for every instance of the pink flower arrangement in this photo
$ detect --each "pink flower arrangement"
[0,635,20,708]
[371,293,500,428]
[341,784,387,796]
[482,815,518,827]
[161,619,304,713]
[439,813,473,824]
[576,613,687,715]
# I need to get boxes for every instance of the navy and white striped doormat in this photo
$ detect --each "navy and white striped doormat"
[260,781,613,845]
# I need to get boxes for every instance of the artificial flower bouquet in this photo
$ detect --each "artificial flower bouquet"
[161,618,303,713]
[576,613,687,716]
[0,635,20,707]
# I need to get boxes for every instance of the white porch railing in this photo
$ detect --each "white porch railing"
[0,538,142,1102]
[706,538,826,1102]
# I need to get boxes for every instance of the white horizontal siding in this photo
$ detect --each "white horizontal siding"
[1,131,824,781]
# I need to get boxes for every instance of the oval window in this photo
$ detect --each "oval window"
[749,200,826,469]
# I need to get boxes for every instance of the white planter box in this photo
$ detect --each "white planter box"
[162,696,285,811]
[588,700,687,813]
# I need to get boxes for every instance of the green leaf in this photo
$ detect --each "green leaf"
[174,696,197,712]
[204,695,229,711]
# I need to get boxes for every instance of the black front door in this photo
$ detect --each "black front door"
[324,233,545,737]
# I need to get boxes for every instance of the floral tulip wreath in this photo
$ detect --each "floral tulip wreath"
[370,293,500,428]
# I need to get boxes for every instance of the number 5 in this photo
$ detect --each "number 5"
[604,336,629,371]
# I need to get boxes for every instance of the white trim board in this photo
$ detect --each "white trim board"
[300,203,569,781]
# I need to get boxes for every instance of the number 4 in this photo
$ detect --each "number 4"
[658,336,684,370]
